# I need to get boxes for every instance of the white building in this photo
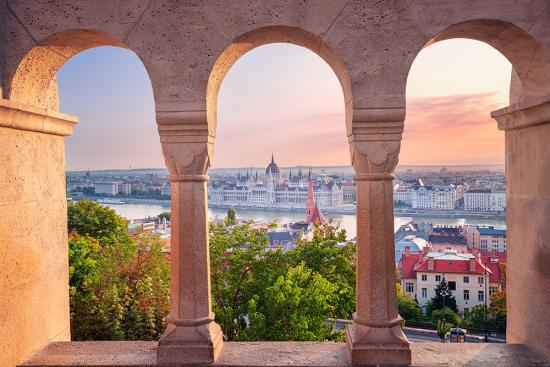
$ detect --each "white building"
[94,182,119,195]
[394,182,458,210]
[209,156,344,210]
[400,249,503,314]
[464,189,506,212]
[118,182,132,196]
[411,185,457,210]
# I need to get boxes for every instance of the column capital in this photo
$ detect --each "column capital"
[157,110,214,181]
[348,107,404,179]
[491,97,550,131]
[0,99,77,136]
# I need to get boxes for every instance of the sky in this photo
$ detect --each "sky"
[59,39,511,171]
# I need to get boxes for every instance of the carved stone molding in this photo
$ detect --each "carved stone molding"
[157,110,214,181]
[0,99,77,136]
[491,97,550,131]
[348,107,404,178]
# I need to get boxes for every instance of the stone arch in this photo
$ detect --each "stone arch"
[206,25,352,140]
[417,19,550,104]
[7,29,148,111]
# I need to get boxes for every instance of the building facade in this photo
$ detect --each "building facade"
[466,226,507,253]
[401,250,503,314]
[464,189,506,212]
[209,157,343,210]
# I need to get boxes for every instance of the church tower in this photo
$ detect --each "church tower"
[306,173,325,225]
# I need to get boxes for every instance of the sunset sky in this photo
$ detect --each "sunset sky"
[59,39,511,171]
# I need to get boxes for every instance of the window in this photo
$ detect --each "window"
[463,276,469,283]
[422,288,427,298]
[435,275,441,282]
[463,289,470,300]
[478,277,484,284]
[464,308,469,316]
[448,281,456,290]
[478,290,484,302]
[489,286,498,295]
[405,282,414,293]
[421,274,427,281]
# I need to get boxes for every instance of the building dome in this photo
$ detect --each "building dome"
[395,235,430,262]
[265,154,280,175]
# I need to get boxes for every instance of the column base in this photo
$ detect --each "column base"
[157,320,223,365]
[346,323,411,366]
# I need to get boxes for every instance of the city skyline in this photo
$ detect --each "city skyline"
[59,39,511,171]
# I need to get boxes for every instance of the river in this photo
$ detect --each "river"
[105,202,506,239]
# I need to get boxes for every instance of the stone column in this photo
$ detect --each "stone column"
[0,99,76,367]
[491,99,550,360]
[156,110,223,365]
[345,108,411,366]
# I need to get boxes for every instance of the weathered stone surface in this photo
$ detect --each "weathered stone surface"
[18,341,550,367]
[3,1,550,366]
[0,125,70,367]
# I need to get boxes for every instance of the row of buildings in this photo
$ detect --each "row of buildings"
[208,155,345,210]
[393,179,505,212]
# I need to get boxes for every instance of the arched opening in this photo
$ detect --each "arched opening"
[206,29,355,341]
[401,19,550,345]
[3,30,169,346]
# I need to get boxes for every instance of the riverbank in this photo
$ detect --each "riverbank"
[74,196,506,220]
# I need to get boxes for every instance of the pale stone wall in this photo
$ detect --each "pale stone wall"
[502,116,550,358]
[0,126,70,367]
[1,1,550,365]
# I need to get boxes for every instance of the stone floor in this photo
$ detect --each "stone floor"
[18,341,550,367]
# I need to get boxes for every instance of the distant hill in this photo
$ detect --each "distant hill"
[67,163,504,176]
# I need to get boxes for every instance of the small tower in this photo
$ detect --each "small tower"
[306,176,326,225]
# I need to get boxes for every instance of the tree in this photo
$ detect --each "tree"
[209,220,348,341]
[226,207,237,225]
[68,199,130,246]
[463,304,489,330]
[68,202,170,341]
[290,224,355,319]
[244,264,337,341]
[397,292,422,323]
[436,320,452,341]
[429,278,458,314]
[158,211,171,221]
[489,290,506,331]
[431,307,461,326]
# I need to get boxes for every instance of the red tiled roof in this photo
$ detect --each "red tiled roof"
[401,252,422,279]
[413,258,490,275]
[480,256,502,283]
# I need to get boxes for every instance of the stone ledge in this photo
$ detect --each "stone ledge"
[0,99,78,136]
[18,341,550,367]
[491,97,550,132]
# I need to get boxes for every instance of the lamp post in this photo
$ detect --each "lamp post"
[484,268,489,342]
[440,275,450,342]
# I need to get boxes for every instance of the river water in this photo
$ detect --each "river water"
[105,203,506,238]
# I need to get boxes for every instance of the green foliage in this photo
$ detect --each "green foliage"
[397,291,422,323]
[226,207,237,225]
[437,320,452,341]
[243,264,336,341]
[431,307,461,326]
[290,224,355,319]
[489,290,506,331]
[68,199,130,246]
[461,291,506,332]
[158,211,171,221]
[463,304,489,330]
[429,278,458,314]
[209,220,353,341]
[68,201,170,340]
